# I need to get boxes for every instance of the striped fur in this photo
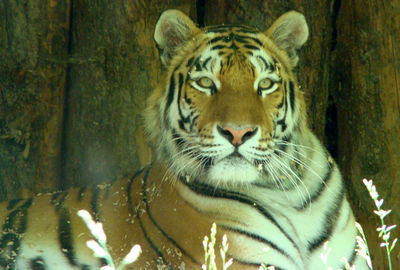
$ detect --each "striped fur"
[0,10,369,270]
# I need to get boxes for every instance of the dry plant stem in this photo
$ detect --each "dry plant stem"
[362,179,398,270]
[202,223,233,270]
[77,210,141,270]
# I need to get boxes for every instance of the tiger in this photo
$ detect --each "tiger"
[0,9,370,270]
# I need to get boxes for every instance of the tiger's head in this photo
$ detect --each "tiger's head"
[146,10,309,186]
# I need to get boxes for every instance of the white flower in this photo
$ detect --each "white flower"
[362,179,373,190]
[375,199,384,208]
[374,209,392,219]
[121,244,142,265]
[87,240,107,258]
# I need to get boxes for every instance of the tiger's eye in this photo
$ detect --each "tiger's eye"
[197,77,214,88]
[258,78,273,89]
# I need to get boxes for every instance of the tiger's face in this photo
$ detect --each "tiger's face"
[147,10,309,186]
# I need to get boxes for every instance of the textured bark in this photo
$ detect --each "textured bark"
[0,0,70,199]
[61,0,196,188]
[334,0,400,268]
[0,0,196,197]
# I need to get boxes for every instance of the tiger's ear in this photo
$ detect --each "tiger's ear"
[266,11,309,66]
[154,10,200,66]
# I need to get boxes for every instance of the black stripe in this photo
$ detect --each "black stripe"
[186,57,195,67]
[246,36,263,46]
[125,166,167,265]
[275,81,290,133]
[165,72,176,115]
[136,215,169,268]
[206,24,257,32]
[208,36,226,44]
[58,207,78,266]
[243,44,260,50]
[257,55,273,72]
[277,99,285,109]
[126,166,149,209]
[90,186,101,222]
[141,169,201,266]
[176,73,191,131]
[308,184,345,251]
[178,120,185,130]
[183,91,192,105]
[134,167,172,269]
[288,80,295,112]
[6,198,23,210]
[195,61,202,71]
[200,156,213,168]
[190,115,199,132]
[0,198,33,268]
[211,44,226,50]
[220,225,294,263]
[180,179,299,252]
[234,28,258,34]
[171,130,185,150]
[276,112,287,133]
[233,37,249,45]
[0,234,19,267]
[206,29,229,33]
[229,43,239,50]
[30,257,47,270]
[49,191,79,267]
[202,56,212,69]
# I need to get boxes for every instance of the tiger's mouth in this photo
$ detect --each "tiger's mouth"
[206,153,262,185]
[219,152,249,165]
[169,126,277,185]
[199,144,271,185]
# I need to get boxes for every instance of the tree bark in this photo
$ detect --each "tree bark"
[0,0,196,197]
[0,0,70,198]
[335,0,400,268]
[62,0,196,188]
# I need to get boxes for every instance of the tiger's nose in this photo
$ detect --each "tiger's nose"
[217,126,257,145]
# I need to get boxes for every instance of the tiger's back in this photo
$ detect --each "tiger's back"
[0,174,141,269]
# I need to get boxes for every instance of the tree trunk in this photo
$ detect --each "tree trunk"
[334,0,400,268]
[0,0,196,197]
[0,0,70,198]
[62,0,196,188]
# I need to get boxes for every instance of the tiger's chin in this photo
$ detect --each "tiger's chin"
[207,156,261,186]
